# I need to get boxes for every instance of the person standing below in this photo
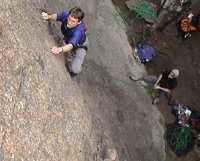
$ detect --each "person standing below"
[41,7,89,78]
[129,69,179,104]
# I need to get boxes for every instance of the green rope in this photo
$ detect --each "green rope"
[137,72,152,92]
[114,6,136,48]
[84,60,133,85]
[128,1,156,21]
[141,82,152,92]
[84,60,152,92]
[170,126,194,153]
[114,6,143,66]
[85,6,152,91]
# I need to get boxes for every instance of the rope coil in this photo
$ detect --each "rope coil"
[128,1,156,21]
[170,127,193,152]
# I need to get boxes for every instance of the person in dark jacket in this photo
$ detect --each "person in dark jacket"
[129,69,179,104]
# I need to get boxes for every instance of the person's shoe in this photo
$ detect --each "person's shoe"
[129,76,137,81]
[165,93,172,100]
[66,58,72,62]
[152,97,159,104]
[70,72,77,78]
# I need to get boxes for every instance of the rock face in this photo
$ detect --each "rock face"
[0,0,165,160]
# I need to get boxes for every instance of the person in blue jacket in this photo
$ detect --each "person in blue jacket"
[42,7,89,78]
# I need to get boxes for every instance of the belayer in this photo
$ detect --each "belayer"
[129,69,179,104]
[42,7,89,78]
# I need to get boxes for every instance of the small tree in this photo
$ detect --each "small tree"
[147,6,170,35]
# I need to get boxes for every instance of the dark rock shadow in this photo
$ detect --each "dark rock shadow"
[0,24,2,36]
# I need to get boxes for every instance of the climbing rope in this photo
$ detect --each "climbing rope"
[84,60,133,85]
[84,60,152,92]
[114,6,142,65]
[114,6,136,48]
[112,6,152,91]
[170,126,194,153]
[84,6,153,90]
[128,1,156,21]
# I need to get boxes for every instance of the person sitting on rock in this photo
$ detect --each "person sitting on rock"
[41,7,89,78]
[129,69,179,104]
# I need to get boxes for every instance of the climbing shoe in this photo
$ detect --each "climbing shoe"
[70,72,77,78]
[129,76,137,81]
[152,97,159,104]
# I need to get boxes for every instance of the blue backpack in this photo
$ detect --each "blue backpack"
[137,43,155,63]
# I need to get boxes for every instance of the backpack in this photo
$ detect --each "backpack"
[137,43,155,64]
[191,121,200,131]
[177,17,199,38]
[181,18,198,32]
[189,110,200,131]
[83,22,88,32]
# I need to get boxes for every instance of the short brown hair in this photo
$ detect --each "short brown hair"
[69,7,84,22]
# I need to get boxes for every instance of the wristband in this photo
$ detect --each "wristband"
[60,47,64,52]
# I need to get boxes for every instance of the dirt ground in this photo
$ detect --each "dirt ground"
[112,0,200,160]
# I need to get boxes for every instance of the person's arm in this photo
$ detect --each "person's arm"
[154,72,172,92]
[51,44,73,55]
[41,12,57,21]
[154,74,162,86]
[154,86,172,93]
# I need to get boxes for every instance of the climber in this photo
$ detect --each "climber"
[41,7,89,78]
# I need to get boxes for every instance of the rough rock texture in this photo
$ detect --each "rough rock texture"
[0,0,165,160]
